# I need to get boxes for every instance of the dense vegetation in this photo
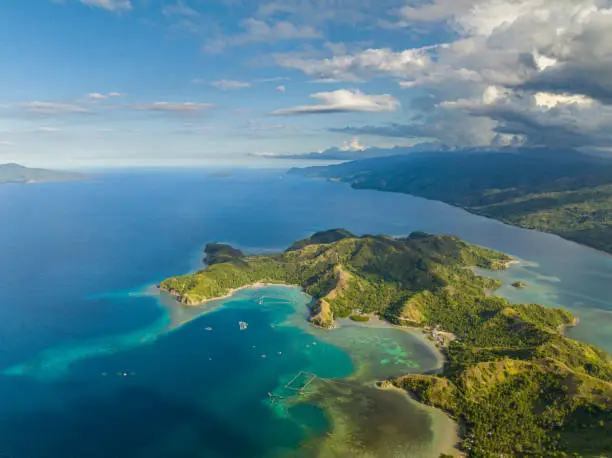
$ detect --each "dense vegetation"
[161,230,612,456]
[0,163,85,184]
[290,148,612,254]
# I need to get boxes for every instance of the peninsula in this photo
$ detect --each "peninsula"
[290,149,612,255]
[0,163,86,184]
[161,229,612,456]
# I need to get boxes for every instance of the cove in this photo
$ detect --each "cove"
[0,283,456,457]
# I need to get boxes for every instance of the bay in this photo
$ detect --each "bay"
[1,168,611,457]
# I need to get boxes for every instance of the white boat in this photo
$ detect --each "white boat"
[239,321,248,330]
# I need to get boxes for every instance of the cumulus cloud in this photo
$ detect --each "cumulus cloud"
[275,85,286,92]
[271,89,400,115]
[204,19,322,53]
[80,0,132,12]
[281,0,612,150]
[132,102,215,114]
[211,80,251,91]
[339,137,366,151]
[450,93,612,148]
[514,10,612,105]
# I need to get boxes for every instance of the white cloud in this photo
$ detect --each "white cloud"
[80,0,132,12]
[87,92,123,100]
[132,102,215,113]
[271,89,400,115]
[534,92,595,108]
[211,80,251,91]
[204,19,322,53]
[35,127,61,132]
[339,137,366,151]
[22,102,89,115]
[251,151,281,157]
[87,93,107,100]
[0,141,14,146]
[275,85,286,92]
[276,47,432,82]
[298,0,612,149]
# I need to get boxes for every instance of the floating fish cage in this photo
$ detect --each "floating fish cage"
[284,371,317,393]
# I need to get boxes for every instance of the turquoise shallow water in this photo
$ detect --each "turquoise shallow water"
[1,169,612,457]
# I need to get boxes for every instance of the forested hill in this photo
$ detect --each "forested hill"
[290,148,612,254]
[161,230,612,456]
[0,163,86,184]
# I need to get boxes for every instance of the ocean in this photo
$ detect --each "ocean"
[1,168,612,457]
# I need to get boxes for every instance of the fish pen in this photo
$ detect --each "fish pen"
[284,371,317,393]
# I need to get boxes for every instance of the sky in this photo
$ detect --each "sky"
[0,0,611,167]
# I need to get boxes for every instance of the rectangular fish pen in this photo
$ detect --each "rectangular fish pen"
[284,371,317,393]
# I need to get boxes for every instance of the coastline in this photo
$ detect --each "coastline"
[343,181,612,258]
[160,279,462,455]
[162,279,451,372]
[161,281,298,306]
[560,316,580,335]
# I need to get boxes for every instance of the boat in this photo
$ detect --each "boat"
[239,321,248,330]
[205,327,213,331]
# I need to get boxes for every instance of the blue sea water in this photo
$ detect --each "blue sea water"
[1,169,612,457]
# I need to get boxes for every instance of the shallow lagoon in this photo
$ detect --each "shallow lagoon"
[0,283,456,457]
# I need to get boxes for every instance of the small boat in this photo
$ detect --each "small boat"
[205,327,213,331]
[239,321,248,331]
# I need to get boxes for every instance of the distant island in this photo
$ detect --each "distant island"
[0,163,86,184]
[161,229,612,456]
[290,148,612,255]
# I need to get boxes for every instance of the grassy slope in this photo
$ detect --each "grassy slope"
[161,230,612,456]
[290,150,612,254]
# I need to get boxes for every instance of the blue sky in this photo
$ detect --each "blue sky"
[1,0,610,166]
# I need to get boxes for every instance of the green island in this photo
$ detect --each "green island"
[160,229,612,457]
[290,149,612,255]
